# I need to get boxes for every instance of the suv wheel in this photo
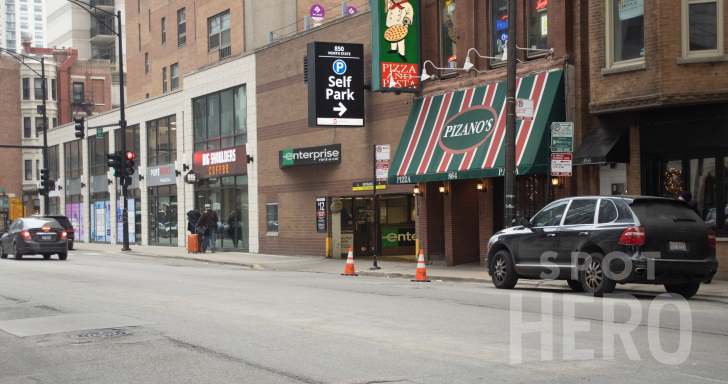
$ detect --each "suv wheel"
[58,252,68,261]
[490,250,518,289]
[13,242,22,260]
[42,254,51,260]
[567,279,584,292]
[664,282,701,299]
[580,252,616,296]
[68,242,74,250]
[1,245,7,259]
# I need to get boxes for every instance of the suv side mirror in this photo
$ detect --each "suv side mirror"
[520,217,532,227]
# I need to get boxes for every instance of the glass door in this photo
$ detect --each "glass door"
[658,159,684,199]
[353,197,374,257]
[148,197,157,245]
[690,157,717,226]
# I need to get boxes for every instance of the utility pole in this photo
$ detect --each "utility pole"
[117,9,130,251]
[41,56,49,214]
[504,0,517,228]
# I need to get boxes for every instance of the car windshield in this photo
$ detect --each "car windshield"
[23,219,63,229]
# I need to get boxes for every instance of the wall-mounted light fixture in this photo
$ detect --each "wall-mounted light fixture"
[139,174,144,181]
[439,183,448,195]
[182,153,190,171]
[107,179,113,185]
[551,177,563,189]
[476,180,486,193]
[81,183,86,188]
[414,185,422,196]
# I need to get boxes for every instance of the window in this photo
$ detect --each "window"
[33,78,44,99]
[33,5,39,12]
[208,11,230,52]
[7,30,15,40]
[73,82,83,103]
[33,13,40,21]
[34,40,42,48]
[5,4,13,11]
[528,0,548,55]
[193,85,247,151]
[19,13,27,20]
[266,203,278,234]
[34,22,40,30]
[171,63,179,89]
[6,22,14,30]
[52,117,57,128]
[22,77,29,99]
[33,31,40,39]
[440,0,457,74]
[563,199,598,225]
[491,0,508,61]
[161,17,166,45]
[35,116,43,137]
[113,123,141,175]
[6,13,15,22]
[51,78,56,100]
[162,67,167,92]
[48,145,59,181]
[23,116,31,138]
[87,131,109,176]
[531,200,569,227]
[20,4,27,11]
[682,0,723,58]
[24,159,32,180]
[36,159,39,180]
[145,52,148,75]
[146,115,177,166]
[598,200,618,223]
[606,0,644,67]
[138,23,141,51]
[177,8,186,47]
[19,21,26,29]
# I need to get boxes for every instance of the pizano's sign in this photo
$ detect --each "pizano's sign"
[193,145,248,179]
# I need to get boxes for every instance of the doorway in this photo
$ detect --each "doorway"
[149,186,178,246]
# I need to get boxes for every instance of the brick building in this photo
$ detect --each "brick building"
[573,0,728,278]
[255,0,589,265]
[0,56,23,227]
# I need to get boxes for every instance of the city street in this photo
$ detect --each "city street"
[1,250,727,383]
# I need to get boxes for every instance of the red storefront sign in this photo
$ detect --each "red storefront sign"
[193,145,248,179]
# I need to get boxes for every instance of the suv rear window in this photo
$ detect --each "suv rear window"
[23,219,63,229]
[629,200,698,224]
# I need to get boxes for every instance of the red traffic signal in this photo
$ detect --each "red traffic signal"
[126,151,135,160]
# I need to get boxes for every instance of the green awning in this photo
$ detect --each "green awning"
[388,70,565,184]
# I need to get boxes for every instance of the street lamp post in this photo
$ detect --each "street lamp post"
[67,1,130,250]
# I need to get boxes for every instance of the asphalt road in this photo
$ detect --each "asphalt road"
[1,251,727,384]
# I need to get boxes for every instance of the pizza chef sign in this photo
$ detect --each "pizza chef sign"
[372,0,421,92]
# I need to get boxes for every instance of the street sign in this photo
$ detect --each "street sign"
[0,188,5,192]
[96,128,103,138]
[375,144,390,181]
[551,122,574,153]
[353,181,387,191]
[316,197,327,233]
[551,153,573,176]
[0,197,8,209]
[307,42,365,127]
[515,99,534,120]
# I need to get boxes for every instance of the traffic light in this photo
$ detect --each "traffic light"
[124,151,135,176]
[74,117,85,139]
[39,168,49,194]
[107,151,123,177]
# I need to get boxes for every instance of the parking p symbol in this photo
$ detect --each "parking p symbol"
[333,60,347,75]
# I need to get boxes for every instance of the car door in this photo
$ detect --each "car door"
[2,220,19,252]
[554,198,598,270]
[516,200,570,274]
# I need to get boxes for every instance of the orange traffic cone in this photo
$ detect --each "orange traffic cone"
[342,247,358,276]
[412,249,430,282]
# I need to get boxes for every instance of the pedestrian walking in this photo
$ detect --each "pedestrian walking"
[197,204,219,253]
[187,209,201,235]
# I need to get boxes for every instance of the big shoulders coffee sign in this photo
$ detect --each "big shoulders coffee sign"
[193,145,248,179]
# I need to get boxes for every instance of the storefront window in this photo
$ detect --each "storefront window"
[195,176,249,251]
[88,131,109,176]
[116,188,141,243]
[64,140,82,179]
[690,157,716,226]
[49,197,60,215]
[89,192,111,242]
[147,115,177,166]
[659,160,684,199]
[440,0,457,74]
[610,0,644,63]
[64,195,84,242]
[115,124,141,160]
[528,0,548,53]
[149,186,178,246]
[193,85,247,152]
[491,0,508,60]
[266,203,278,233]
[48,145,59,181]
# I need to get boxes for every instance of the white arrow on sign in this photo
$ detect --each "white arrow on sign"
[333,102,347,116]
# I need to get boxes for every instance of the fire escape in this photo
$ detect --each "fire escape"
[70,61,100,117]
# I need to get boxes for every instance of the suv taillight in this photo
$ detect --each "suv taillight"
[22,231,32,241]
[67,227,74,232]
[619,227,645,245]
[708,229,716,248]
[61,231,68,241]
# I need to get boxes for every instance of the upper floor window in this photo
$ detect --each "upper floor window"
[73,82,84,103]
[20,12,27,20]
[177,8,186,47]
[33,77,44,99]
[23,116,31,138]
[491,0,508,61]
[606,0,644,67]
[24,159,32,180]
[34,22,40,30]
[88,132,109,176]
[51,78,56,101]
[208,11,230,52]
[193,85,247,152]
[161,17,166,45]
[171,63,179,89]
[440,0,457,74]
[33,5,39,12]
[22,77,29,100]
[34,31,40,39]
[19,22,26,29]
[162,67,167,92]
[146,114,177,166]
[5,3,13,11]
[528,0,548,55]
[64,140,83,179]
[33,13,40,21]
[6,13,15,22]
[682,0,724,58]
[145,52,148,75]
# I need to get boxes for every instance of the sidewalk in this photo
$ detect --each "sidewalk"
[71,242,728,300]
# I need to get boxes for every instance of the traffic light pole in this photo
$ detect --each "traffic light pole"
[41,57,49,215]
[117,9,130,251]
[504,0,517,228]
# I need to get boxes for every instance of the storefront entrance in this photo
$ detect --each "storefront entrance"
[195,176,249,251]
[149,186,178,246]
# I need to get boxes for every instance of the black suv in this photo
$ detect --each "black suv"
[31,215,75,250]
[485,196,719,298]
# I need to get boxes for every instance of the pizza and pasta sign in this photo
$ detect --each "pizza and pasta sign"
[372,0,421,92]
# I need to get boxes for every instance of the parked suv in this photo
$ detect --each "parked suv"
[485,196,719,298]
[31,215,75,250]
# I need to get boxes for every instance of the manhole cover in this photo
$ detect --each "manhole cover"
[71,330,131,338]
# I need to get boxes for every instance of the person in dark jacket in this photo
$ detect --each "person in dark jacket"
[197,204,219,253]
[187,209,201,235]
[679,191,700,217]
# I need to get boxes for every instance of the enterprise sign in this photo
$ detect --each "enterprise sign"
[279,144,341,167]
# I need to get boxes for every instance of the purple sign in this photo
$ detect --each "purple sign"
[347,6,357,15]
[310,4,325,21]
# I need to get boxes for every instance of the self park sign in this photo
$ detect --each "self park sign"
[372,0,421,92]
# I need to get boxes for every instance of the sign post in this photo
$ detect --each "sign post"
[370,144,390,270]
[307,42,364,127]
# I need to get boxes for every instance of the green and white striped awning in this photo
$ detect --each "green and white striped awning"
[388,70,565,184]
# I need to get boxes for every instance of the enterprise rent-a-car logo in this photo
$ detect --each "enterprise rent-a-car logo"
[281,144,341,167]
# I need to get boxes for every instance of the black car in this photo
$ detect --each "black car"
[485,196,718,298]
[31,214,75,250]
[0,217,69,260]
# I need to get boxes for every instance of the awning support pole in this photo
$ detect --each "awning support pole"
[504,0,517,228]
